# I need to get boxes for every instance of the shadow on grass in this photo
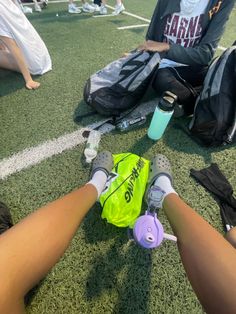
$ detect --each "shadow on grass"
[0,69,25,96]
[128,132,154,156]
[129,27,148,35]
[162,118,232,164]
[83,207,152,313]
[73,100,103,127]
[25,280,45,308]
[109,18,128,26]
[28,10,91,23]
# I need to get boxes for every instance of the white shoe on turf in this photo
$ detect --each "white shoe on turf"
[34,3,42,12]
[68,3,81,13]
[82,2,95,12]
[22,6,33,13]
[100,4,107,14]
[91,3,100,11]
[112,3,125,15]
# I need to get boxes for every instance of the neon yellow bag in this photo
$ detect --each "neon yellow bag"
[99,153,150,228]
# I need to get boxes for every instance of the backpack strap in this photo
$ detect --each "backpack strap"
[224,110,236,144]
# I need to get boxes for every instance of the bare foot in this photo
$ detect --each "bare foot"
[26,80,40,90]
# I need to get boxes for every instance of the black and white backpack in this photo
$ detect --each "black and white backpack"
[189,42,236,146]
[83,51,160,117]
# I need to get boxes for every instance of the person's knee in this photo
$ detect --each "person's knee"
[152,68,175,95]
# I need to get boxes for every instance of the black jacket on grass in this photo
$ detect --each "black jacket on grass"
[146,0,236,66]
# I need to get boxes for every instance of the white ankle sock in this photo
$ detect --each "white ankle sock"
[87,170,108,198]
[154,175,177,207]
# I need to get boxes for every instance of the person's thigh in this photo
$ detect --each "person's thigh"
[151,66,205,114]
[0,49,19,72]
[0,36,20,72]
[152,67,192,100]
[175,65,208,87]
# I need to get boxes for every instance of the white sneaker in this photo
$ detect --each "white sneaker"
[82,2,95,13]
[100,4,107,15]
[112,3,125,15]
[22,6,33,14]
[34,3,42,12]
[68,3,81,13]
[91,3,100,11]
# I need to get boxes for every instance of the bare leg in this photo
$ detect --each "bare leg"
[0,184,98,313]
[0,151,113,313]
[225,227,236,249]
[163,194,236,314]
[0,36,40,90]
[147,155,236,314]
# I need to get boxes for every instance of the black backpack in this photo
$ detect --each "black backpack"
[83,51,160,117]
[189,42,236,146]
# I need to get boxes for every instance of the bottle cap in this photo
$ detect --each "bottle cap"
[133,211,164,249]
[158,91,178,112]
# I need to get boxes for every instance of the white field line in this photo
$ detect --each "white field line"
[93,14,115,18]
[0,100,157,180]
[117,24,149,30]
[0,119,113,180]
[106,4,151,23]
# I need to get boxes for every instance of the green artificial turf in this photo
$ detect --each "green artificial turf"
[0,1,236,313]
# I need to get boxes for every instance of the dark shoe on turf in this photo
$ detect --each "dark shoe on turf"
[0,201,13,235]
[91,151,114,178]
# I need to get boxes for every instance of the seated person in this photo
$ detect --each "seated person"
[0,152,236,313]
[138,0,235,115]
[0,0,52,90]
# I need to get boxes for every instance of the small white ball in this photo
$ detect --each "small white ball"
[56,13,59,16]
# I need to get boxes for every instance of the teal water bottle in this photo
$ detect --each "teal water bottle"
[147,91,177,140]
